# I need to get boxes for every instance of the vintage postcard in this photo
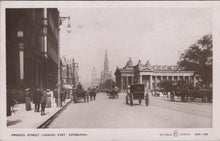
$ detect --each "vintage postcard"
[0,1,220,140]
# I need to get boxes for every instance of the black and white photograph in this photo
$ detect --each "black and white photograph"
[0,1,220,140]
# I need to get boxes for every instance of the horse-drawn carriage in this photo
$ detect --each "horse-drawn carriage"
[126,84,149,106]
[108,87,119,99]
[73,90,89,103]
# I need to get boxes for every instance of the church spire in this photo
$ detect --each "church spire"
[103,50,110,82]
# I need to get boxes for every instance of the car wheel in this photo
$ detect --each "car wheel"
[130,94,133,106]
[138,99,141,105]
[145,98,149,106]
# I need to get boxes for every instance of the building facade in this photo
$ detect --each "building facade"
[91,67,99,87]
[61,58,79,89]
[6,9,59,102]
[115,58,200,91]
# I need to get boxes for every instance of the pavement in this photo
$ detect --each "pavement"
[7,98,72,128]
[48,92,212,128]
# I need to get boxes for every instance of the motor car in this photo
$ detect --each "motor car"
[126,84,149,106]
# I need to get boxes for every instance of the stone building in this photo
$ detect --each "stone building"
[115,58,200,91]
[61,58,79,89]
[6,8,60,102]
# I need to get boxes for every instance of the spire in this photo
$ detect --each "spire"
[103,50,110,81]
[146,60,151,66]
[138,60,141,65]
[127,57,133,66]
[91,67,98,86]
[145,60,151,69]
[92,67,96,75]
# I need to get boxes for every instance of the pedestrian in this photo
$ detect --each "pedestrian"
[7,88,12,116]
[53,89,58,106]
[25,88,32,111]
[34,88,41,112]
[40,88,47,116]
[63,89,67,103]
[46,89,52,108]
[50,88,54,101]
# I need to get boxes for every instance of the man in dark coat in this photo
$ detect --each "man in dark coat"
[33,88,41,112]
[7,88,12,116]
[53,89,58,107]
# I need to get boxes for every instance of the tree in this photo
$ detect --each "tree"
[178,34,212,87]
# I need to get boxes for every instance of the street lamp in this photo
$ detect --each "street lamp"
[57,15,71,107]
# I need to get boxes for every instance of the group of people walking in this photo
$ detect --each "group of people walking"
[7,87,69,117]
[25,88,54,116]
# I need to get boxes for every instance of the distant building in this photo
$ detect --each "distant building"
[100,50,112,83]
[115,58,200,91]
[61,57,79,89]
[91,67,99,87]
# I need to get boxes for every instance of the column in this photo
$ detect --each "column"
[126,76,128,87]
[172,76,174,81]
[155,76,158,89]
[177,76,180,81]
[193,76,196,87]
[120,76,123,90]
[139,75,142,84]
[131,76,134,84]
[149,75,152,90]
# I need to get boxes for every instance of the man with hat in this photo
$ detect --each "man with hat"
[25,88,31,111]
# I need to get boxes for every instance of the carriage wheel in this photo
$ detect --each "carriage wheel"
[138,99,142,105]
[126,95,128,105]
[130,94,133,106]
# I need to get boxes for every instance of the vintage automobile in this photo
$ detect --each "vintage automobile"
[73,89,89,103]
[126,84,149,106]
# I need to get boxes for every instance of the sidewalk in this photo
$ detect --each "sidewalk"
[7,98,72,128]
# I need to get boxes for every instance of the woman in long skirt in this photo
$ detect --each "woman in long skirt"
[46,89,51,108]
[40,88,47,115]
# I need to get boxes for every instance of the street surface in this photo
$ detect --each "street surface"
[48,93,212,128]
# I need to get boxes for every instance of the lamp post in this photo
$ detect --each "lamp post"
[57,15,71,107]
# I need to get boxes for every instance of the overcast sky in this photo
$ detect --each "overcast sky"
[59,8,212,86]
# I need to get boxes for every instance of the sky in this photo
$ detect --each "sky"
[59,8,212,86]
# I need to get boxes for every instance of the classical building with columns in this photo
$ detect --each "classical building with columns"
[115,58,200,91]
